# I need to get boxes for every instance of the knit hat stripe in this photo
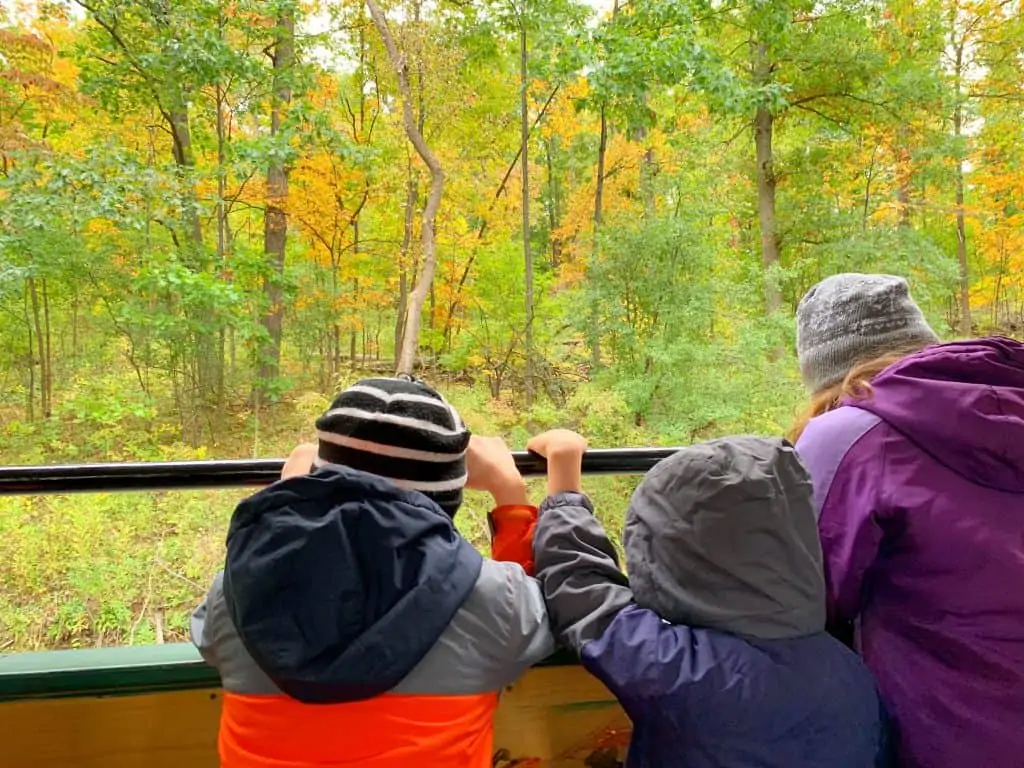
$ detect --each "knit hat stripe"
[318,407,464,437]
[314,445,467,485]
[313,458,468,493]
[315,376,471,518]
[343,385,460,419]
[345,378,462,416]
[315,413,470,456]
[315,431,467,463]
[414,488,462,515]
[349,379,467,430]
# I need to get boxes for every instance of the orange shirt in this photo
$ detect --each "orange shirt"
[221,691,499,768]
[490,504,539,575]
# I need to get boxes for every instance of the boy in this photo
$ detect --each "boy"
[528,429,890,768]
[191,377,554,768]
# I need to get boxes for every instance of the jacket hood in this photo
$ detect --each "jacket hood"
[223,466,483,704]
[853,337,1024,493]
[624,436,826,639]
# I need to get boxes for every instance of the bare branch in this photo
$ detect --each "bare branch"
[793,102,850,131]
[477,85,560,240]
[791,91,902,121]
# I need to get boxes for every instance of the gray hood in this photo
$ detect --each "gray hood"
[624,436,825,639]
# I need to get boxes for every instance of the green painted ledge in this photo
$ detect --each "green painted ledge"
[0,644,578,702]
[0,644,217,702]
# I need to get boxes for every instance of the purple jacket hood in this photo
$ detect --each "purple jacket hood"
[852,336,1024,493]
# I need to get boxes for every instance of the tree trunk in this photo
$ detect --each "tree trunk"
[215,77,229,405]
[520,17,534,407]
[350,307,358,368]
[589,103,608,370]
[753,42,781,314]
[167,106,204,247]
[216,107,227,259]
[167,92,216,415]
[754,111,781,313]
[71,287,79,372]
[894,125,912,228]
[352,218,362,369]
[586,2,617,371]
[635,92,655,217]
[544,138,561,266]
[215,2,229,261]
[42,278,52,417]
[258,6,295,388]
[395,166,417,358]
[367,0,446,377]
[862,142,878,231]
[754,107,781,313]
[594,106,608,232]
[430,281,436,336]
[24,284,34,421]
[27,278,49,418]
[992,243,1005,328]
[952,39,972,337]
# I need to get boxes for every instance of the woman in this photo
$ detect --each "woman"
[792,273,1024,768]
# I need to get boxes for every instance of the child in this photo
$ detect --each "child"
[528,429,890,768]
[191,377,554,768]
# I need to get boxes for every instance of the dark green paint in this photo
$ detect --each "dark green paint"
[0,644,578,702]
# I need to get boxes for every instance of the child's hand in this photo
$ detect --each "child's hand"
[526,429,588,460]
[526,430,588,496]
[466,435,529,507]
[282,443,318,480]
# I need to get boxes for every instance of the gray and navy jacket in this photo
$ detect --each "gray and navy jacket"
[190,466,555,768]
[533,436,892,768]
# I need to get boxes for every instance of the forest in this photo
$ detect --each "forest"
[1,0,1022,651]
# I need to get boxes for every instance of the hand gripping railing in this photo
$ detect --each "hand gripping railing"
[0,447,681,496]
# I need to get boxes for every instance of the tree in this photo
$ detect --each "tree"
[516,0,535,405]
[963,0,1024,330]
[365,0,446,376]
[0,25,79,418]
[940,0,1024,335]
[948,0,974,335]
[257,1,297,390]
[594,0,890,313]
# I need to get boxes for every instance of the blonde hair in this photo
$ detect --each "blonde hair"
[789,351,912,443]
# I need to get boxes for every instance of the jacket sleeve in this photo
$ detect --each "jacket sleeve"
[489,504,539,575]
[453,558,556,690]
[576,604,702,718]
[189,572,222,666]
[798,416,889,626]
[532,492,634,653]
[500,560,557,671]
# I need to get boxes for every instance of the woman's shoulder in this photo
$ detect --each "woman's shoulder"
[795,406,886,513]
[796,406,883,469]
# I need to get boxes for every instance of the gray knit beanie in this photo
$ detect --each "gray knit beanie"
[796,273,939,393]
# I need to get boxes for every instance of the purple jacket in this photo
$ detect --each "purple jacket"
[797,337,1024,768]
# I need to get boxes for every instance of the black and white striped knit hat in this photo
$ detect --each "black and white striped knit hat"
[313,377,471,516]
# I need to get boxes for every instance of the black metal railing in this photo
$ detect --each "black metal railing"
[0,447,680,496]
